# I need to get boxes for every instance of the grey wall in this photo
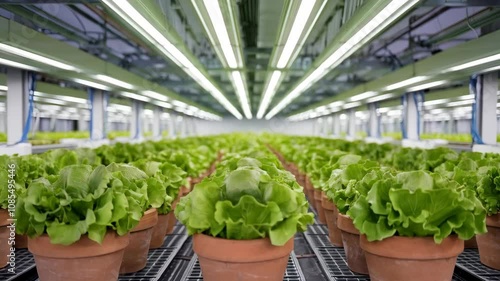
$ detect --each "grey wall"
[192,118,316,136]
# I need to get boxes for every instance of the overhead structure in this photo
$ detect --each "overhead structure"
[102,0,244,119]
[256,0,327,119]
[265,0,421,119]
[192,0,252,119]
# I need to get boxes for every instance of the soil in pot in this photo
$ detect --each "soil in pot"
[337,213,368,274]
[360,235,464,281]
[193,234,294,281]
[150,213,169,249]
[0,209,10,269]
[477,213,500,270]
[314,190,326,224]
[120,208,158,274]
[29,231,129,281]
[321,193,343,247]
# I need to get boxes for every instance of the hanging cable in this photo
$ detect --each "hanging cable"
[470,75,484,144]
[19,72,36,143]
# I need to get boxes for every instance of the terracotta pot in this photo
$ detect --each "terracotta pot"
[477,213,500,269]
[15,234,28,249]
[321,193,343,247]
[337,213,368,274]
[305,176,314,205]
[0,209,10,269]
[360,235,463,281]
[150,213,169,249]
[120,208,158,274]
[314,190,326,224]
[464,236,478,248]
[193,234,294,281]
[29,231,129,281]
[165,198,179,235]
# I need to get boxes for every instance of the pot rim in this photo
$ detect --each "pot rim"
[193,233,294,263]
[486,213,500,227]
[337,213,359,235]
[131,208,158,232]
[28,231,129,259]
[360,234,464,260]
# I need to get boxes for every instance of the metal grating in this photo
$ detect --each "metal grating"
[454,249,500,281]
[181,252,306,281]
[0,249,36,281]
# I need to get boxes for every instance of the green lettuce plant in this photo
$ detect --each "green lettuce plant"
[175,155,314,246]
[349,170,487,243]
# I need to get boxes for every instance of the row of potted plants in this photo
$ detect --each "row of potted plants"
[267,134,500,280]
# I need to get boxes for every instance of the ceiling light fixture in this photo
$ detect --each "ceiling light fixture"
[406,80,448,92]
[102,0,241,119]
[257,0,326,118]
[94,74,135,90]
[142,90,169,102]
[343,101,362,109]
[445,53,500,72]
[72,78,111,91]
[366,93,395,103]
[265,0,420,119]
[121,92,151,102]
[349,91,378,102]
[0,43,77,71]
[0,57,41,71]
[383,76,429,91]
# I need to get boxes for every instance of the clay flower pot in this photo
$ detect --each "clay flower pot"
[337,213,368,274]
[165,197,180,235]
[0,209,10,269]
[305,176,315,206]
[314,190,326,224]
[321,193,343,247]
[464,236,478,248]
[193,234,294,281]
[15,234,28,249]
[150,213,169,249]
[360,235,464,281]
[477,213,500,269]
[29,231,129,281]
[120,208,158,274]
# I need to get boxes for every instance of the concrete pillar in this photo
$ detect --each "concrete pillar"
[90,90,108,140]
[6,68,29,144]
[130,100,144,139]
[152,106,162,138]
[169,112,177,138]
[368,104,380,138]
[78,109,87,131]
[332,115,340,136]
[49,114,57,132]
[477,73,498,144]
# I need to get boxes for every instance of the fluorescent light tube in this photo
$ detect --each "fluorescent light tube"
[72,78,111,91]
[458,95,474,100]
[121,92,151,102]
[445,53,500,72]
[423,99,449,106]
[94,74,135,90]
[142,91,169,102]
[343,101,362,109]
[276,0,318,68]
[366,93,395,103]
[257,70,282,119]
[383,76,429,91]
[0,85,7,92]
[406,80,448,92]
[154,101,173,109]
[0,57,40,71]
[446,100,475,107]
[231,71,252,119]
[265,0,420,119]
[349,91,378,102]
[328,101,345,108]
[0,43,77,71]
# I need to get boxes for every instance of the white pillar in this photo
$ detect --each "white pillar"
[152,106,162,138]
[6,68,29,144]
[169,112,177,138]
[332,114,340,136]
[368,104,380,138]
[477,73,498,144]
[130,100,144,139]
[403,93,422,140]
[78,109,87,131]
[347,110,356,138]
[90,90,107,140]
